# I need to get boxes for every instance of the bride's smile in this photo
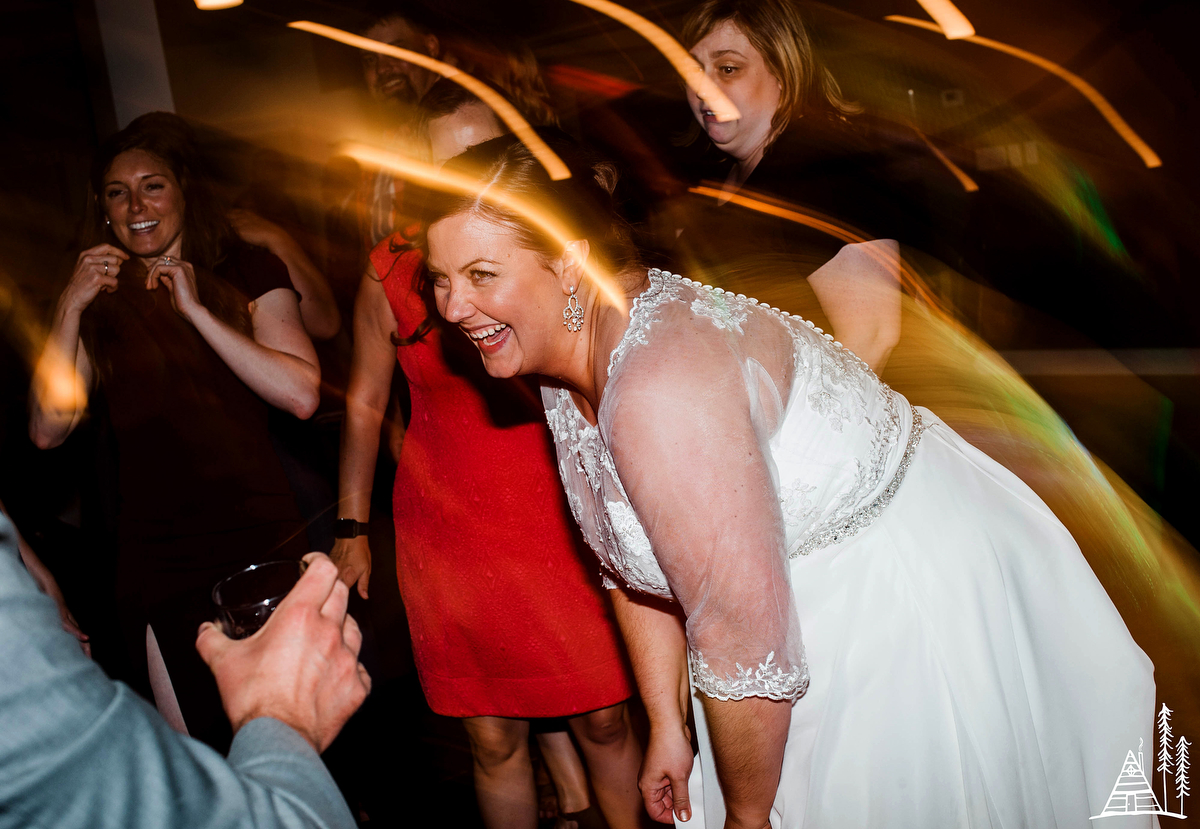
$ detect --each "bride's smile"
[428,210,592,383]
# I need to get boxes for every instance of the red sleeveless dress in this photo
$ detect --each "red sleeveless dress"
[370,234,634,718]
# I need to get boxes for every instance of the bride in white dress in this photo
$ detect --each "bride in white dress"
[421,134,1156,829]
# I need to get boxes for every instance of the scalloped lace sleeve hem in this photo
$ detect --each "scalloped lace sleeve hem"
[688,648,810,702]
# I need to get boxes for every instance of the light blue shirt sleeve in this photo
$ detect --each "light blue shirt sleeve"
[0,514,356,829]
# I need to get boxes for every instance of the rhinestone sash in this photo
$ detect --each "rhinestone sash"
[788,407,926,559]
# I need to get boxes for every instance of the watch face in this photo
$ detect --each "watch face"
[334,519,363,538]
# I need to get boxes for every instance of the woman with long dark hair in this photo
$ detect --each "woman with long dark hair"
[29,112,319,750]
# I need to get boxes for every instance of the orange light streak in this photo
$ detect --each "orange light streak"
[688,184,944,310]
[194,0,243,8]
[563,0,740,122]
[914,129,980,191]
[287,21,571,181]
[885,15,1162,168]
[345,143,628,312]
[914,0,975,39]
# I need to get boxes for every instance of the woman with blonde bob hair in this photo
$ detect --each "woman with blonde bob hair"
[672,0,935,373]
[682,0,858,157]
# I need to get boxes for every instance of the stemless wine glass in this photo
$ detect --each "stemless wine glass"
[212,560,305,639]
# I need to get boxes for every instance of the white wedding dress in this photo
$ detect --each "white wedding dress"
[542,269,1156,828]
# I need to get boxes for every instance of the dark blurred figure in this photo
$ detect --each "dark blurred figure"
[668,0,907,369]
[27,112,319,752]
[670,0,924,261]
[225,146,346,558]
[322,4,449,298]
[668,0,1149,352]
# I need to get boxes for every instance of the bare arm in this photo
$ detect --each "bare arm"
[149,258,320,419]
[29,245,126,449]
[330,266,399,598]
[609,586,694,824]
[229,210,341,340]
[30,301,94,449]
[808,239,902,372]
[701,697,790,829]
[606,319,806,828]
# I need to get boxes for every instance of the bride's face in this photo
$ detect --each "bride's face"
[428,211,565,379]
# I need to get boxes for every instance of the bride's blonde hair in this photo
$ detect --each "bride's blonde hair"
[421,133,644,292]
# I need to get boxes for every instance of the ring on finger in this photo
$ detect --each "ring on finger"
[161,256,173,265]
[103,261,108,276]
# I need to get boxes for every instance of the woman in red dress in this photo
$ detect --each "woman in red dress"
[331,84,646,826]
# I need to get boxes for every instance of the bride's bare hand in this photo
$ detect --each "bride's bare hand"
[641,721,694,823]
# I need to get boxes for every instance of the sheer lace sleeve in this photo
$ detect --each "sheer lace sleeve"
[599,303,809,702]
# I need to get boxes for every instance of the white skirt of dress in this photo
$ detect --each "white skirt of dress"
[682,408,1157,829]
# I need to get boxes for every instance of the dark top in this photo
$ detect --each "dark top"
[81,244,302,551]
[673,116,964,281]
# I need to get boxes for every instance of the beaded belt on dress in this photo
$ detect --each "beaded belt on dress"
[788,408,926,559]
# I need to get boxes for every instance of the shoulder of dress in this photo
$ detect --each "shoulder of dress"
[605,268,695,378]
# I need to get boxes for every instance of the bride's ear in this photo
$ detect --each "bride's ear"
[557,240,591,295]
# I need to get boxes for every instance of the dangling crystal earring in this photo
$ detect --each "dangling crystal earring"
[563,285,584,332]
[105,218,111,227]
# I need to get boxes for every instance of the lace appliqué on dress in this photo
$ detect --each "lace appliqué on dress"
[789,408,926,558]
[606,269,682,378]
[691,293,747,334]
[779,480,818,529]
[544,388,674,598]
[689,648,810,702]
[791,327,872,434]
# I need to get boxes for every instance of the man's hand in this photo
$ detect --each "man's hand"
[196,553,371,753]
[640,720,694,823]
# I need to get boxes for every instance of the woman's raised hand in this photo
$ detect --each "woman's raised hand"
[62,244,127,314]
[640,720,694,824]
[227,208,285,251]
[146,256,203,321]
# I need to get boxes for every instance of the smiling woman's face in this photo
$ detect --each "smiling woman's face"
[102,148,185,260]
[688,19,782,166]
[428,211,564,379]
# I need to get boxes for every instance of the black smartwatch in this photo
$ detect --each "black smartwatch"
[333,519,370,539]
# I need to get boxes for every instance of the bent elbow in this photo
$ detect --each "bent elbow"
[29,421,64,451]
[292,381,320,420]
[305,306,342,341]
[292,391,319,420]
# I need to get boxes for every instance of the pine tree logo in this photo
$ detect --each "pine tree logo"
[1179,736,1192,818]
[1092,702,1189,820]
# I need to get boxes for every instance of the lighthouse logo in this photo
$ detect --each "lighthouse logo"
[1092,704,1190,820]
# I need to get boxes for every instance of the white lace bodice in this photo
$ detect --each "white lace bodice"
[541,269,921,701]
